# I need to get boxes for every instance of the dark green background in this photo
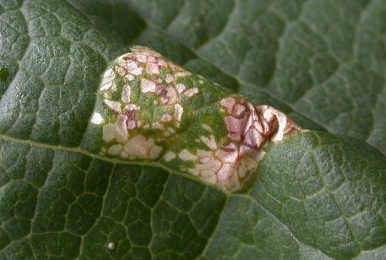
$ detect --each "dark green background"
[0,0,385,259]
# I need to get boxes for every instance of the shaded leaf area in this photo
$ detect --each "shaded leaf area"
[0,0,385,259]
[206,132,386,260]
[0,132,385,259]
[0,0,329,152]
[0,138,226,259]
[126,0,386,155]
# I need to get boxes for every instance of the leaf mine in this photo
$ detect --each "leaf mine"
[93,46,300,191]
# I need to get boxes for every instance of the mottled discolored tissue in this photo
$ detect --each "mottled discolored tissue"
[94,45,300,191]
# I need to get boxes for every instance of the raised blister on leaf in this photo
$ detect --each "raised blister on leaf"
[93,46,300,191]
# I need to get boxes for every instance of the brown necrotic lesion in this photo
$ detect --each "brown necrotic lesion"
[93,46,300,192]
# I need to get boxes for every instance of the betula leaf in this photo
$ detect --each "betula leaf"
[0,0,385,259]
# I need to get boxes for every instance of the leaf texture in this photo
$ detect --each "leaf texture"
[0,0,385,259]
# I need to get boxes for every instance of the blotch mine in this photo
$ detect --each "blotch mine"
[95,46,299,192]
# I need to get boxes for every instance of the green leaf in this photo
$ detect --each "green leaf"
[0,0,385,259]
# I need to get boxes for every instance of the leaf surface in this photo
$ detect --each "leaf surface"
[0,0,385,259]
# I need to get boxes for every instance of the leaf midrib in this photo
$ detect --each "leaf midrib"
[2,1,385,258]
[0,133,209,191]
[2,132,382,260]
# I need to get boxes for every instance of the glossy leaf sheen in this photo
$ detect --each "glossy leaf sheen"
[0,0,385,259]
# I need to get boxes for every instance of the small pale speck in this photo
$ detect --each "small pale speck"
[175,71,192,77]
[163,151,176,162]
[161,114,173,123]
[167,127,176,134]
[184,88,199,97]
[188,168,200,176]
[91,112,104,124]
[200,135,217,150]
[152,122,164,130]
[174,104,183,122]
[104,99,122,113]
[179,149,197,161]
[149,145,163,159]
[146,63,159,75]
[126,74,134,81]
[120,151,129,158]
[107,242,115,250]
[121,85,131,103]
[103,124,116,142]
[202,124,212,132]
[130,67,143,76]
[176,83,186,93]
[141,78,156,93]
[135,53,148,63]
[108,144,123,156]
[100,69,114,91]
[166,74,174,83]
